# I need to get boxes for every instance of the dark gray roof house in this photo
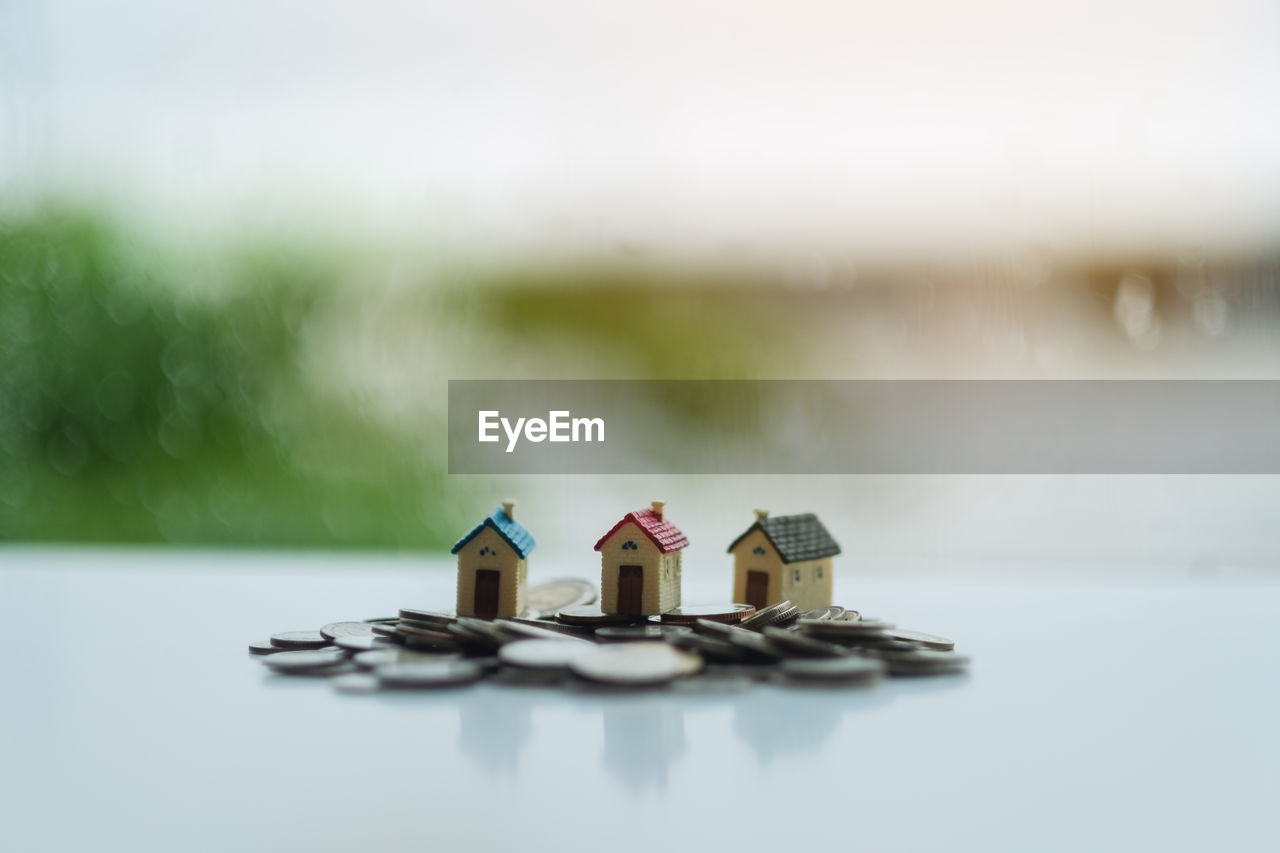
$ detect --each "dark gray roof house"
[726,512,841,563]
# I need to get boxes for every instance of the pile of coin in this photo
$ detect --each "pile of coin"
[248,580,969,693]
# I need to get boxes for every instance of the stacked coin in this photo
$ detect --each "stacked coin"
[250,587,970,692]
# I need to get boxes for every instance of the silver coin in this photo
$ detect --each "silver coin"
[354,649,461,669]
[876,649,970,676]
[320,621,377,640]
[659,604,756,625]
[333,673,382,693]
[798,606,846,621]
[593,625,669,641]
[888,629,955,651]
[738,601,800,631]
[780,656,887,682]
[557,606,641,627]
[262,649,350,671]
[524,578,598,618]
[270,631,331,649]
[395,621,457,642]
[495,620,594,644]
[279,662,359,678]
[696,621,783,659]
[334,635,401,652]
[762,627,851,658]
[669,632,752,662]
[499,639,595,670]
[571,643,703,685]
[370,623,402,638]
[398,609,456,627]
[248,639,284,655]
[796,618,894,637]
[376,660,485,688]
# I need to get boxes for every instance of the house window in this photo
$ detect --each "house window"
[752,546,766,555]
[793,568,801,583]
[622,540,638,551]
[817,564,824,579]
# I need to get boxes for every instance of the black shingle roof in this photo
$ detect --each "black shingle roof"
[726,513,841,563]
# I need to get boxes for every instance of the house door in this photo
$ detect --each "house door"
[617,564,643,615]
[474,569,500,619]
[746,570,769,610]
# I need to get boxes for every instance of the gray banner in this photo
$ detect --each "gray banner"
[448,380,1280,474]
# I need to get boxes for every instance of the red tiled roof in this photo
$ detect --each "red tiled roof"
[594,508,689,554]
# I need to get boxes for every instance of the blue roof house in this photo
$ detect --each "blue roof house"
[451,500,536,619]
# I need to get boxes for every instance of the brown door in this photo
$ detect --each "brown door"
[617,564,643,615]
[746,570,769,610]
[474,569,500,619]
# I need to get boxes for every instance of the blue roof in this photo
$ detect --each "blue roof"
[450,506,537,558]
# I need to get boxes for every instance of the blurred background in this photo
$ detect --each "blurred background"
[2,0,1279,571]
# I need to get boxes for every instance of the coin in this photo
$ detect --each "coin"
[370,623,402,638]
[262,649,350,671]
[888,629,955,651]
[738,601,800,631]
[796,618,894,638]
[248,639,284,655]
[495,620,594,644]
[333,673,382,693]
[556,606,642,627]
[799,606,846,621]
[524,578,598,618]
[499,639,595,670]
[762,627,850,658]
[398,609,455,627]
[668,631,753,662]
[502,617,596,639]
[363,617,400,624]
[594,625,670,641]
[659,604,756,625]
[571,643,704,685]
[399,617,465,637]
[354,649,461,669]
[692,620,782,659]
[334,635,401,652]
[321,621,377,640]
[779,656,887,683]
[269,631,331,650]
[874,649,970,675]
[377,660,485,688]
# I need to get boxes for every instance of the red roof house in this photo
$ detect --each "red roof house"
[595,501,688,615]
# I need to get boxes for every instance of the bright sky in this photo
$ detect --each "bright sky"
[4,0,1279,258]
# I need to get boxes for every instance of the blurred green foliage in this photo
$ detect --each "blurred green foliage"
[0,208,823,548]
[0,208,462,548]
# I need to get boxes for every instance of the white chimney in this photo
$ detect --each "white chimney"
[502,500,515,520]
[651,500,665,519]
[754,508,769,520]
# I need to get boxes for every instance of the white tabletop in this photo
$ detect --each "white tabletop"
[3,548,1277,852]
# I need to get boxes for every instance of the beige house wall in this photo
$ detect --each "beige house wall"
[600,521,682,615]
[731,528,783,604]
[778,556,834,610]
[455,525,526,618]
[731,528,834,610]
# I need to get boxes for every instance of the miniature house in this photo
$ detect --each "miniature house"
[727,510,841,611]
[594,501,688,616]
[452,501,535,619]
